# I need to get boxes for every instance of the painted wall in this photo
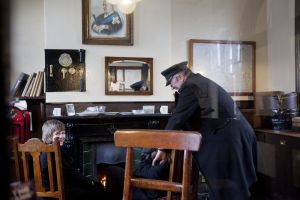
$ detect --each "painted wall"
[266,0,295,92]
[10,0,295,103]
[10,0,45,83]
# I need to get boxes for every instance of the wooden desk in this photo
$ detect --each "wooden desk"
[255,129,300,199]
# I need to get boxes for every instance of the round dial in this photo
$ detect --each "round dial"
[59,53,72,67]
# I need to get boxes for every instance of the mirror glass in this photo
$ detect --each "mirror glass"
[105,56,153,95]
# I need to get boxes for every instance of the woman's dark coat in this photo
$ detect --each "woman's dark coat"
[165,73,257,200]
[40,146,107,200]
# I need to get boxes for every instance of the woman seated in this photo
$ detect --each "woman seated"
[40,119,108,200]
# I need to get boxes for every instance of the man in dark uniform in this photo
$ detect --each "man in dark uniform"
[152,61,257,200]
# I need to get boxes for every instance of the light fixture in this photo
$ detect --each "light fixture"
[107,0,142,14]
[118,0,136,14]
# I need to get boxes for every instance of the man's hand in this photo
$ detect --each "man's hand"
[152,150,167,166]
[92,24,108,33]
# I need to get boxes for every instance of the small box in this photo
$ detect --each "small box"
[143,105,155,114]
[160,105,168,114]
[53,108,61,116]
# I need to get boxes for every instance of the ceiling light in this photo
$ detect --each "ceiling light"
[118,0,136,14]
[107,0,142,14]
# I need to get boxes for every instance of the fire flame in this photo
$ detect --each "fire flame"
[100,176,107,188]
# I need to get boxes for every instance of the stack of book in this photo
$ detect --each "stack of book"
[11,71,45,98]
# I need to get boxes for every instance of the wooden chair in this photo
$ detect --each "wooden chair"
[8,137,21,182]
[14,138,65,200]
[114,129,202,200]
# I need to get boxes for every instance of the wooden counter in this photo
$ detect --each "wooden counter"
[255,129,300,200]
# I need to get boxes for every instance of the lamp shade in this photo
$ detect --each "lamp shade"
[117,0,136,14]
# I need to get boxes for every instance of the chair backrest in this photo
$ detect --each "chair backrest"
[8,137,21,182]
[15,138,65,200]
[114,129,202,200]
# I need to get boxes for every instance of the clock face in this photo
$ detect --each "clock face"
[59,53,72,67]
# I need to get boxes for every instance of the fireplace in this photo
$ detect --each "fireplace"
[61,116,169,175]
[94,142,126,180]
[79,138,127,199]
[96,162,125,199]
[48,112,171,197]
[80,138,126,175]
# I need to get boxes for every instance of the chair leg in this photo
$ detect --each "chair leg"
[181,151,191,200]
[167,150,177,200]
[123,148,133,200]
[191,159,199,200]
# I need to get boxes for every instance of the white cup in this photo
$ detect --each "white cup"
[53,108,61,116]
[160,106,168,114]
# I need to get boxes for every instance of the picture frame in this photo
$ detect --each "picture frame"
[82,0,133,45]
[65,104,76,116]
[189,39,256,97]
[105,56,153,95]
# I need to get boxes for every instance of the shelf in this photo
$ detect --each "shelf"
[19,96,45,101]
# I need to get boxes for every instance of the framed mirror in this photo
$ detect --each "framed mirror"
[105,56,153,95]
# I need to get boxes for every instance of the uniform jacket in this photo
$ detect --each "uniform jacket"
[166,73,257,200]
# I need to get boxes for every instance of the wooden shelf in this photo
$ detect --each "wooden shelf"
[19,95,45,100]
[18,96,46,138]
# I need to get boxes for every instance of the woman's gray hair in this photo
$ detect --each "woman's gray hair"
[42,119,65,144]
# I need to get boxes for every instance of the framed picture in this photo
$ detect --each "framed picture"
[189,39,256,97]
[65,104,76,116]
[105,56,153,95]
[82,0,133,45]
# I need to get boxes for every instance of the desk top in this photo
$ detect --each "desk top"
[49,112,172,120]
[255,129,300,139]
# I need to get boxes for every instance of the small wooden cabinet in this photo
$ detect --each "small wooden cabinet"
[255,129,300,199]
